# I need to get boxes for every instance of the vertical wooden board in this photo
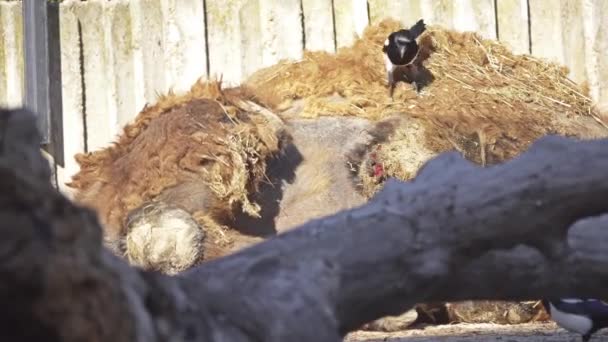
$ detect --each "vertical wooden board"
[529,0,564,65]
[55,1,85,195]
[368,0,403,26]
[108,0,138,134]
[402,1,424,27]
[302,0,335,52]
[1,2,24,108]
[584,0,608,106]
[420,0,453,29]
[133,0,167,104]
[0,3,8,107]
[10,2,24,108]
[127,0,146,117]
[206,0,246,86]
[368,0,423,27]
[259,0,304,68]
[159,0,181,91]
[162,0,207,93]
[496,0,530,54]
[333,0,369,48]
[239,0,263,79]
[597,2,608,107]
[452,0,496,39]
[560,0,586,83]
[581,0,599,102]
[73,0,116,152]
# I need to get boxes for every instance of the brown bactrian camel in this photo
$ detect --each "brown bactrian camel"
[66,19,608,332]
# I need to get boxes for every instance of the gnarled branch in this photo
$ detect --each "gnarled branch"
[1,108,608,341]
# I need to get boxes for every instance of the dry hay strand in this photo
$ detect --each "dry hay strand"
[445,300,548,325]
[67,79,286,242]
[247,18,600,166]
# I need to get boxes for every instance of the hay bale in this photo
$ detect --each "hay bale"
[246,18,604,168]
[67,81,288,258]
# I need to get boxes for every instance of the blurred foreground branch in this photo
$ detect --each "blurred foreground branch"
[1,108,608,341]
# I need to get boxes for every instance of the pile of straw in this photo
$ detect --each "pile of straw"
[246,18,602,167]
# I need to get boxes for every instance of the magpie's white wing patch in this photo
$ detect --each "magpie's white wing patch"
[384,38,389,47]
[549,302,593,335]
[561,299,586,304]
[396,36,411,44]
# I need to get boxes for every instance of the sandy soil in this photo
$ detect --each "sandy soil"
[346,322,608,341]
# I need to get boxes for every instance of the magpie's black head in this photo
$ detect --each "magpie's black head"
[382,19,426,66]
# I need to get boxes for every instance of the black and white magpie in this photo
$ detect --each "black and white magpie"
[543,298,608,342]
[382,19,426,97]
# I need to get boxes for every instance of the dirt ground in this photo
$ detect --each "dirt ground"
[346,322,608,341]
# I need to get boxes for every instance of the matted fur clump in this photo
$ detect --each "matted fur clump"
[67,80,287,247]
[246,18,601,169]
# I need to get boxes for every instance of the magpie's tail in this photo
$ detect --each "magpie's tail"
[409,19,426,39]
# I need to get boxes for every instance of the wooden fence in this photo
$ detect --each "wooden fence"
[0,0,607,194]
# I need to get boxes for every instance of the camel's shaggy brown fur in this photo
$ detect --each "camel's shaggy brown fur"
[67,81,288,247]
[67,19,607,278]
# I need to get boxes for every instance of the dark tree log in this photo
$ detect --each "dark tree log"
[2,107,608,341]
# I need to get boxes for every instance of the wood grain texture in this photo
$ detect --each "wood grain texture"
[496,0,530,54]
[333,0,369,48]
[302,0,335,52]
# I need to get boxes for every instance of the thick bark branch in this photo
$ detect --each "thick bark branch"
[2,108,608,341]
[180,136,608,337]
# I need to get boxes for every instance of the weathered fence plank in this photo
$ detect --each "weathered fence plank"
[0,4,8,107]
[368,0,421,27]
[0,1,24,108]
[239,0,263,79]
[132,0,167,104]
[159,0,207,94]
[529,0,564,65]
[332,0,368,49]
[206,0,246,86]
[302,0,335,52]
[560,0,586,84]
[258,0,303,67]
[55,0,85,195]
[496,0,530,55]
[582,0,608,107]
[420,0,453,29]
[108,1,138,133]
[597,2,608,106]
[529,0,587,84]
[73,1,116,152]
[125,0,146,121]
[452,0,496,39]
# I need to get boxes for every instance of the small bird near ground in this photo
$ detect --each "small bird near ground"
[542,298,608,342]
[382,19,426,98]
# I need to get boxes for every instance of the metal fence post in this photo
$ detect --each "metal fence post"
[22,0,64,166]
